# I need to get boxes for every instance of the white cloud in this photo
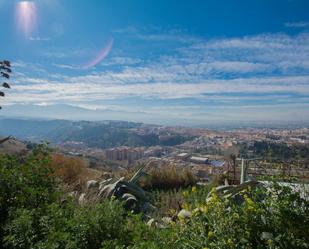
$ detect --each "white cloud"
[100,57,143,66]
[28,36,51,41]
[206,61,270,73]
[285,22,309,28]
[7,74,309,106]
[6,31,309,124]
[52,64,79,70]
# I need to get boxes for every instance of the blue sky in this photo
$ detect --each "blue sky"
[1,0,309,126]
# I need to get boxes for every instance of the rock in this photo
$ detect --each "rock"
[86,180,99,190]
[261,232,273,240]
[147,218,156,227]
[101,172,112,178]
[78,193,86,205]
[67,191,78,199]
[177,209,192,219]
[162,216,172,225]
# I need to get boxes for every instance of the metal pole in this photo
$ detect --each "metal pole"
[240,158,246,184]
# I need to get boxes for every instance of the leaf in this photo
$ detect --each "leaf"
[2,82,10,88]
[1,72,10,79]
[3,60,11,67]
[129,164,147,183]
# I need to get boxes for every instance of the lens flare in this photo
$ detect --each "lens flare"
[16,1,37,37]
[82,38,114,69]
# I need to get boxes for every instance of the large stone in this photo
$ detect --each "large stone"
[177,209,192,219]
[86,180,99,190]
[147,218,156,227]
[78,193,86,205]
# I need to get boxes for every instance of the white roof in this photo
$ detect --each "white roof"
[190,156,208,161]
[177,153,189,156]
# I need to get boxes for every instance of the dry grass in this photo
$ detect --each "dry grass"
[48,154,102,192]
[140,164,197,190]
[49,154,86,184]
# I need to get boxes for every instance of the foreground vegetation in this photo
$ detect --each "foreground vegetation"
[0,145,308,248]
[241,141,309,161]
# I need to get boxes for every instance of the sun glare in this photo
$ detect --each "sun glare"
[83,38,114,69]
[16,1,37,37]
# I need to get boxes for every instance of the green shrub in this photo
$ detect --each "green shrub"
[1,145,308,249]
[0,144,58,245]
[4,200,132,249]
[174,183,309,249]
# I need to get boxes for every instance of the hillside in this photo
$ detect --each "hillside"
[0,118,194,149]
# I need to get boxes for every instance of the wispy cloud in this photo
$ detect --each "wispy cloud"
[6,31,309,124]
[285,22,309,28]
[52,63,79,70]
[41,48,94,59]
[28,36,51,41]
[8,74,309,105]
[100,56,143,66]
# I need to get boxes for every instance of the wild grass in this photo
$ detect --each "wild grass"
[120,163,197,190]
[145,165,196,190]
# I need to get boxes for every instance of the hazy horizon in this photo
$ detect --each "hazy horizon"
[1,114,309,130]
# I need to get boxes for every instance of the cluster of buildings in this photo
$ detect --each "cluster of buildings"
[173,152,228,179]
[58,126,309,180]
[105,146,144,162]
[175,152,226,167]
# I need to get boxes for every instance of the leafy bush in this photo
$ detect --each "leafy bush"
[0,146,139,248]
[0,144,58,246]
[4,201,132,249]
[174,183,309,249]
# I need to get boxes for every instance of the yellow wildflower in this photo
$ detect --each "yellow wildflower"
[182,203,190,210]
[182,190,189,197]
[232,213,239,219]
[200,205,208,213]
[244,195,257,212]
[191,186,197,193]
[168,208,177,216]
[227,238,233,246]
[208,231,214,239]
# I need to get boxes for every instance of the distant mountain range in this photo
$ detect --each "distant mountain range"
[0,118,194,149]
[2,104,308,129]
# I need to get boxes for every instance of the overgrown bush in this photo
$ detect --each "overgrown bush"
[49,153,86,184]
[0,144,58,246]
[0,146,140,248]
